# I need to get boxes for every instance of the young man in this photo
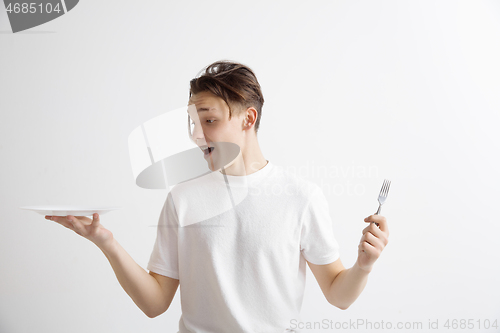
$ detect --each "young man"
[45,60,389,333]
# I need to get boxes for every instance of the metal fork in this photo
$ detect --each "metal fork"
[375,179,391,216]
[362,179,391,252]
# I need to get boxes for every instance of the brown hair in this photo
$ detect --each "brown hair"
[189,60,265,134]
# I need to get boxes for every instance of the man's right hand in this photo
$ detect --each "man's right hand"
[44,212,177,317]
[45,213,113,249]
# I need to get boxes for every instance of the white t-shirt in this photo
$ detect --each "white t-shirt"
[147,160,340,333]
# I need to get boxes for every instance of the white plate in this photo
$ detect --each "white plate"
[20,206,122,217]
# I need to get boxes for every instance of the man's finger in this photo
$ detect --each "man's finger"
[66,215,86,235]
[361,230,381,248]
[360,240,377,254]
[364,231,385,250]
[364,215,389,235]
[92,213,101,227]
[46,215,74,230]
[362,222,384,239]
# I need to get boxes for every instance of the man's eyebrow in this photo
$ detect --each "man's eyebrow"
[197,107,219,113]
[186,105,218,113]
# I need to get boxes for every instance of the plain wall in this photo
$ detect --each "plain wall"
[1,1,499,332]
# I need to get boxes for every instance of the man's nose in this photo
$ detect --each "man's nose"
[192,123,207,146]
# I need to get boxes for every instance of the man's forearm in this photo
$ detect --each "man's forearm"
[99,238,168,317]
[327,260,371,310]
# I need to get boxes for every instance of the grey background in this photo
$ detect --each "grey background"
[1,1,499,332]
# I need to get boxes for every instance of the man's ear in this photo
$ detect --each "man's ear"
[244,107,257,128]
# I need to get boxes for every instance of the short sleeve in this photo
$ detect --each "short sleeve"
[147,192,180,279]
[300,185,340,265]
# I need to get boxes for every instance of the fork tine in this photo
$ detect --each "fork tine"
[378,180,386,197]
[381,179,389,197]
[380,179,386,197]
[383,179,391,197]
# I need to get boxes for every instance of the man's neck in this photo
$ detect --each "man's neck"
[220,141,267,177]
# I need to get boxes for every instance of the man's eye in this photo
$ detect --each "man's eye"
[206,120,215,124]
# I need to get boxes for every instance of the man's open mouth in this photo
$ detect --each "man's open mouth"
[201,146,215,156]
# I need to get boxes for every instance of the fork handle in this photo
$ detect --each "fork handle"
[373,204,381,227]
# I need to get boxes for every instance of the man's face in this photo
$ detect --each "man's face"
[187,91,246,170]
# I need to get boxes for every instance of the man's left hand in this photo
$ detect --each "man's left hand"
[356,215,389,272]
